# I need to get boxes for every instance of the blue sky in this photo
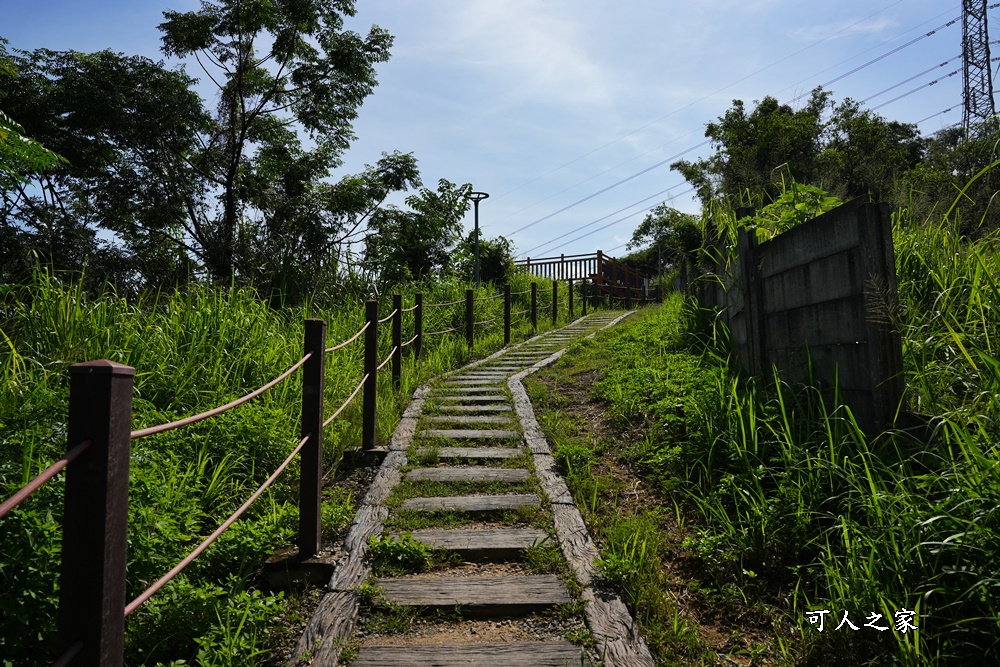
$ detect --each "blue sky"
[4,0,978,259]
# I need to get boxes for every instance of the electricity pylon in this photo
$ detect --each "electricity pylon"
[962,0,996,130]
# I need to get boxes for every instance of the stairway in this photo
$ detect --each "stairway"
[292,313,652,666]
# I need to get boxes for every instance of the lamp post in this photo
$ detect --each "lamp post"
[468,191,489,288]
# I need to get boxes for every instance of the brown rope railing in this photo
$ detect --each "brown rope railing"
[510,289,532,296]
[377,308,399,324]
[424,326,459,336]
[124,432,311,617]
[401,304,419,312]
[325,322,368,353]
[401,333,419,348]
[474,317,500,327]
[511,308,531,316]
[474,293,504,301]
[376,346,397,372]
[424,298,464,308]
[130,353,311,439]
[323,374,368,428]
[52,640,83,667]
[0,439,92,520]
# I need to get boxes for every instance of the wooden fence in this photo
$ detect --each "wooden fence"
[0,278,650,667]
[515,250,662,305]
[696,199,904,432]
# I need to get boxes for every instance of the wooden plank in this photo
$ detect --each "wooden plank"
[405,467,529,483]
[434,387,508,394]
[442,379,505,386]
[400,493,540,512]
[433,396,508,402]
[400,527,551,558]
[414,447,524,460]
[289,590,357,666]
[351,640,590,666]
[435,405,512,413]
[421,429,520,439]
[423,415,514,424]
[375,574,571,614]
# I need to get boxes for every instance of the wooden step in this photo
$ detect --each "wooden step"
[405,467,529,483]
[374,574,571,617]
[423,415,514,424]
[402,527,551,560]
[433,395,508,402]
[351,640,590,666]
[442,380,505,386]
[435,404,512,413]
[413,447,524,460]
[400,493,540,512]
[434,387,508,394]
[421,429,519,439]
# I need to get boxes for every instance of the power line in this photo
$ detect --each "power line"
[506,140,710,236]
[519,183,687,257]
[870,69,961,112]
[860,55,960,103]
[490,0,907,202]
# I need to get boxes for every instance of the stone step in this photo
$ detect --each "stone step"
[434,405,512,412]
[401,527,551,560]
[374,574,571,617]
[423,415,514,424]
[413,447,524,460]
[421,429,519,439]
[351,640,590,666]
[400,493,540,512]
[405,467,530,483]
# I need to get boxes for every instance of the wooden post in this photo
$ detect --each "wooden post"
[298,319,326,558]
[414,293,423,359]
[503,284,511,346]
[582,279,588,316]
[391,294,402,390]
[552,281,558,325]
[530,282,537,331]
[597,250,604,289]
[465,289,474,350]
[57,360,134,667]
[362,300,378,451]
[568,278,574,320]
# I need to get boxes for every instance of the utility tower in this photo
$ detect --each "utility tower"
[962,0,996,129]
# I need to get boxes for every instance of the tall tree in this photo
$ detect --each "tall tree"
[626,204,701,274]
[1,46,205,290]
[158,0,394,282]
[363,179,472,286]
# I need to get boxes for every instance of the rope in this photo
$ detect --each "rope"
[0,439,92,520]
[510,289,532,296]
[474,317,499,327]
[511,308,531,316]
[130,353,312,439]
[323,374,368,427]
[424,299,464,308]
[326,322,369,353]
[124,433,311,616]
[424,326,459,336]
[401,333,419,348]
[378,308,399,324]
[402,304,419,312]
[52,641,83,667]
[377,346,397,371]
[474,293,504,302]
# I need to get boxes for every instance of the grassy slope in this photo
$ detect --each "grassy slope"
[528,218,1000,666]
[0,271,580,666]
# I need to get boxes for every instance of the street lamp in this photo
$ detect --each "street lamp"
[468,191,489,288]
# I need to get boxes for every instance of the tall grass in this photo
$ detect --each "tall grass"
[656,193,1000,664]
[0,268,581,666]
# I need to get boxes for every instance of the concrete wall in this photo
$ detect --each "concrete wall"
[703,200,904,432]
